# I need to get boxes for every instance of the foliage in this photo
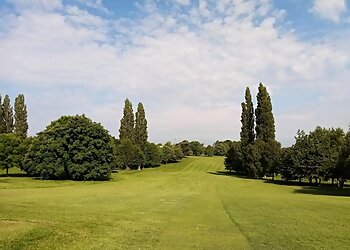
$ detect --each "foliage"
[178,140,193,156]
[0,95,6,133]
[14,94,28,139]
[224,141,243,172]
[189,141,204,156]
[240,87,255,146]
[205,145,214,157]
[119,98,134,142]
[213,140,230,156]
[134,102,148,147]
[162,142,175,164]
[143,142,163,168]
[2,95,14,133]
[255,83,275,142]
[335,130,350,188]
[22,115,114,180]
[0,133,23,175]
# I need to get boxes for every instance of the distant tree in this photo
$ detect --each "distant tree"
[23,115,114,180]
[189,141,204,156]
[162,142,174,164]
[143,142,162,168]
[335,130,350,188]
[0,95,6,133]
[213,141,229,156]
[0,134,22,175]
[178,140,192,156]
[205,145,214,157]
[225,141,244,173]
[119,99,134,142]
[14,94,28,139]
[174,145,184,160]
[134,102,148,147]
[3,95,14,133]
[240,87,255,146]
[116,138,137,170]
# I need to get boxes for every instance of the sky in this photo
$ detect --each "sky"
[0,0,349,146]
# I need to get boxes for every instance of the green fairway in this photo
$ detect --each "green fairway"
[1,157,349,249]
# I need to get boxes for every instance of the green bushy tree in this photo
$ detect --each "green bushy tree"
[22,115,114,180]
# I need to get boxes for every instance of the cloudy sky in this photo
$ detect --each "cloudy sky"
[0,0,349,146]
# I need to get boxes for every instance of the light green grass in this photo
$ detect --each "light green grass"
[1,157,349,249]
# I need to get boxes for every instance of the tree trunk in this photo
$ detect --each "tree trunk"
[308,177,312,185]
[272,173,275,181]
[338,178,344,189]
[138,165,141,171]
[331,178,334,185]
[6,167,8,176]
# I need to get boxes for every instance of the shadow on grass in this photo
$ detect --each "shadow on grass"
[0,173,28,178]
[207,171,253,180]
[208,170,350,197]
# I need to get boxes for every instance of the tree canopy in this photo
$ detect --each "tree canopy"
[22,115,114,180]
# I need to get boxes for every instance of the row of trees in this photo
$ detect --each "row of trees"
[225,83,281,179]
[225,83,350,188]
[280,127,350,188]
[0,94,28,138]
[0,94,29,175]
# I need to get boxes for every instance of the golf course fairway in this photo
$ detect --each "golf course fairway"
[1,156,349,249]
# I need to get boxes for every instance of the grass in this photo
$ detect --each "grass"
[1,157,349,249]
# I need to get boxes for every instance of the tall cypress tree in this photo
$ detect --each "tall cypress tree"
[119,98,134,142]
[3,95,14,134]
[255,83,275,142]
[0,95,6,133]
[134,102,148,147]
[14,94,28,139]
[240,87,255,146]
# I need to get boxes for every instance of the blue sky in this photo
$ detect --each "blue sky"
[0,0,349,146]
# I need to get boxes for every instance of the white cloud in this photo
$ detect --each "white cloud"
[175,0,190,6]
[76,0,111,14]
[0,0,349,145]
[6,0,63,12]
[311,0,347,22]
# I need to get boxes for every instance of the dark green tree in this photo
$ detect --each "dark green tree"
[213,141,229,156]
[255,83,275,142]
[178,140,193,156]
[3,95,14,133]
[119,98,134,142]
[0,95,6,133]
[143,142,162,168]
[14,94,28,139]
[116,138,137,170]
[205,145,214,157]
[189,141,204,156]
[0,134,22,175]
[240,87,255,146]
[335,130,350,188]
[134,102,148,147]
[225,141,244,173]
[162,142,174,164]
[22,115,114,180]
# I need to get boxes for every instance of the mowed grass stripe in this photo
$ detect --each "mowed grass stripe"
[1,157,350,249]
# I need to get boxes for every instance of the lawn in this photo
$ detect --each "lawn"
[1,157,349,249]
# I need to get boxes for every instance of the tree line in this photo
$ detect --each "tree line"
[224,83,350,188]
[0,94,28,175]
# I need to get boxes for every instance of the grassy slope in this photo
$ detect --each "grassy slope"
[0,157,349,249]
